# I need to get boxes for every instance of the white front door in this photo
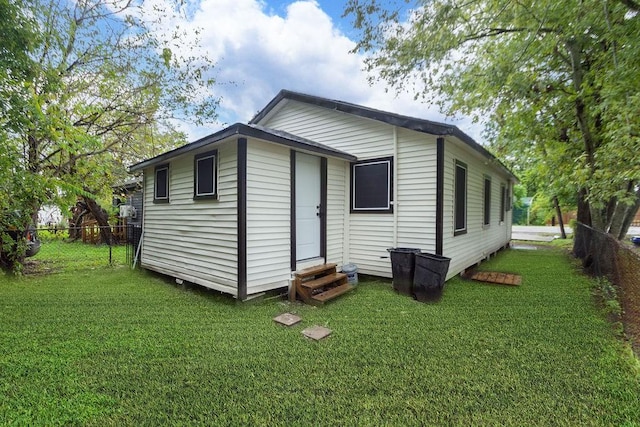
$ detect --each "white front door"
[295,153,321,261]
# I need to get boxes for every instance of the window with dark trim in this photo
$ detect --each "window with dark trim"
[154,164,169,203]
[454,160,467,235]
[500,184,506,223]
[351,157,393,213]
[194,150,218,199]
[483,176,491,226]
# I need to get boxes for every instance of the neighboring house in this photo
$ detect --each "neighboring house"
[129,90,518,300]
[38,205,63,227]
[113,177,143,226]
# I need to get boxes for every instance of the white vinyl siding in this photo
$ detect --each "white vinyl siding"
[262,100,392,158]
[443,138,512,278]
[245,140,291,294]
[348,214,395,277]
[396,128,438,253]
[259,98,513,282]
[141,142,238,294]
[261,100,396,277]
[326,158,346,267]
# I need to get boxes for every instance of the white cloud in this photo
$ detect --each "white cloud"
[148,0,484,143]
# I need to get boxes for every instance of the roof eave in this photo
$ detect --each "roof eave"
[128,122,357,173]
[129,124,243,172]
[252,89,518,182]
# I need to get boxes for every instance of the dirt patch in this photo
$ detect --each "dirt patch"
[22,259,59,275]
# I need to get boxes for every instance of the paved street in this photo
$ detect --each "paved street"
[512,225,640,242]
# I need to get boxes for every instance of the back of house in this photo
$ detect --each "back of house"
[129,90,517,300]
[251,91,516,281]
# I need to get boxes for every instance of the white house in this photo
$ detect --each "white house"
[129,90,517,300]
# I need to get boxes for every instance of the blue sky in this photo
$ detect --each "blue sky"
[144,0,480,142]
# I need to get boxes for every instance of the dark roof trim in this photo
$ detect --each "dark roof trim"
[250,90,518,182]
[129,122,357,172]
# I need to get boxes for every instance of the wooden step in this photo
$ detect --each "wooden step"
[295,263,337,280]
[301,272,347,290]
[312,283,354,303]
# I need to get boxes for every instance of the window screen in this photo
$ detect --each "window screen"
[483,176,491,226]
[351,158,393,212]
[454,161,467,234]
[195,151,217,198]
[154,165,169,203]
[500,184,506,222]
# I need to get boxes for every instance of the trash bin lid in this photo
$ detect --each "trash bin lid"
[342,263,357,273]
[387,247,421,253]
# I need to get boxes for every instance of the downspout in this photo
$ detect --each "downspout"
[343,162,350,265]
[237,138,248,301]
[393,126,398,247]
[435,137,445,255]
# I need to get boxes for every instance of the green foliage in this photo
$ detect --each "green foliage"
[592,277,625,337]
[512,184,526,210]
[1,247,639,424]
[1,0,211,269]
[346,0,640,234]
[527,197,554,226]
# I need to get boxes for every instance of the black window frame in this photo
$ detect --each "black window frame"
[500,183,506,223]
[350,157,393,213]
[194,150,218,200]
[483,175,491,227]
[454,160,467,236]
[154,164,170,203]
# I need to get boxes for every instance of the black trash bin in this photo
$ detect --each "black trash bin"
[387,248,421,296]
[413,253,451,301]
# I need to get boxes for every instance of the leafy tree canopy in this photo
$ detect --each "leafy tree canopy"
[346,0,640,238]
[1,0,218,270]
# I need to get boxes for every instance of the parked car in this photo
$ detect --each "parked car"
[632,236,640,246]
[4,224,41,257]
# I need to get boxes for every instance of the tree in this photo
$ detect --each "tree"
[1,0,217,269]
[346,0,640,257]
[0,0,52,270]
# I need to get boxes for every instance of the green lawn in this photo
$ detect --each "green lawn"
[23,238,128,274]
[1,245,639,426]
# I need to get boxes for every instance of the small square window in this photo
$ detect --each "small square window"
[351,157,393,213]
[154,164,169,203]
[194,150,218,199]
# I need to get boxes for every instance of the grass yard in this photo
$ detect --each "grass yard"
[1,245,639,426]
[23,235,128,274]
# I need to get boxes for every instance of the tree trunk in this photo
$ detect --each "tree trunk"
[614,185,640,240]
[69,201,89,241]
[553,196,567,239]
[82,196,114,244]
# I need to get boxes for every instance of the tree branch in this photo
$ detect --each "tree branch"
[461,26,558,43]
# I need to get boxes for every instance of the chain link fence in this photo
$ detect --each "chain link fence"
[574,222,640,350]
[2,224,142,274]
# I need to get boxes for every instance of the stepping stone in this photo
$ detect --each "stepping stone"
[466,271,522,286]
[273,313,302,327]
[302,325,332,341]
